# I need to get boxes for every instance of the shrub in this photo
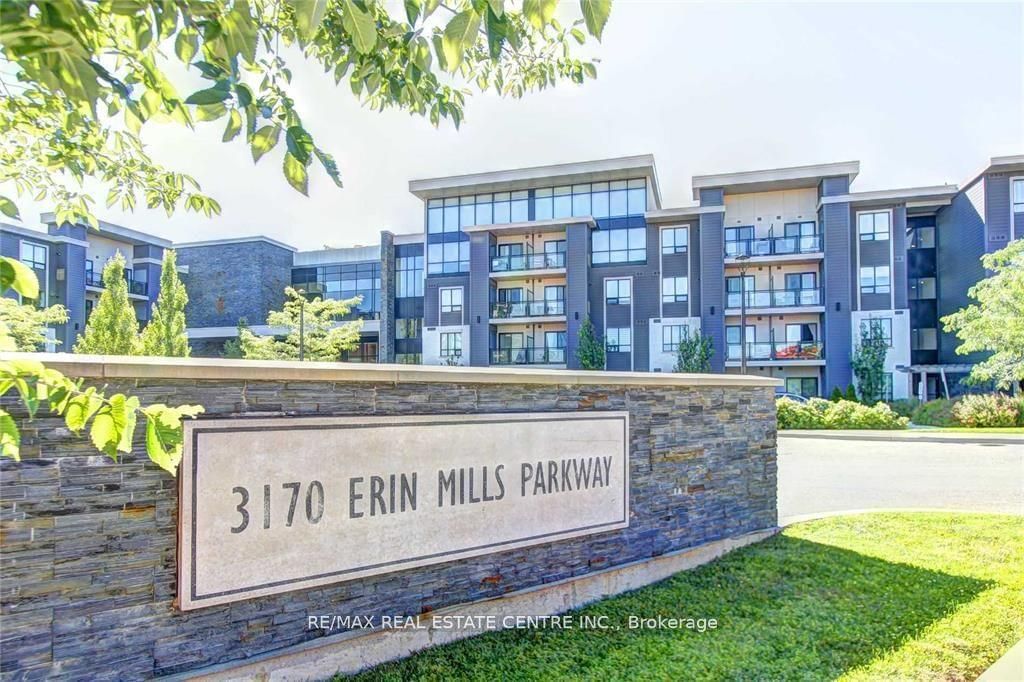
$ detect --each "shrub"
[911,399,958,427]
[845,384,858,402]
[777,398,908,430]
[829,387,843,402]
[888,398,921,419]
[951,394,1022,428]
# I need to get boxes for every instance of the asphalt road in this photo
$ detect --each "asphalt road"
[777,435,1024,524]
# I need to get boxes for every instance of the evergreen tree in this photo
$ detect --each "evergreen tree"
[673,331,714,373]
[576,316,605,370]
[74,253,139,355]
[845,384,858,401]
[829,386,844,402]
[139,250,190,357]
[851,322,889,404]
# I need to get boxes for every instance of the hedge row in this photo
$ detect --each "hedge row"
[777,398,908,430]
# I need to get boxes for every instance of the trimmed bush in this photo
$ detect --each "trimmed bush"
[777,398,908,430]
[845,385,858,401]
[951,394,1022,428]
[888,398,921,419]
[911,399,958,427]
[829,387,843,402]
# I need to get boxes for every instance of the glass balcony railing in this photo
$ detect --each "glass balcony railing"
[727,341,824,361]
[490,347,567,365]
[726,288,822,309]
[85,269,148,296]
[490,300,566,319]
[491,251,566,272]
[725,235,822,257]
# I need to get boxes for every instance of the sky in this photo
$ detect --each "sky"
[9,1,1024,251]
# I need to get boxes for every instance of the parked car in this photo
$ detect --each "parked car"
[775,391,810,403]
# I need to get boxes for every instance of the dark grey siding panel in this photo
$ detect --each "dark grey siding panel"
[468,233,490,366]
[689,225,702,314]
[661,252,688,277]
[606,351,631,371]
[936,181,986,364]
[858,239,889,266]
[861,293,891,311]
[565,224,590,369]
[822,201,853,392]
[379,232,396,362]
[605,303,631,326]
[984,173,1012,252]
[892,206,908,310]
[821,176,850,197]
[662,301,688,318]
[698,211,724,371]
[425,274,469,327]
[178,242,293,328]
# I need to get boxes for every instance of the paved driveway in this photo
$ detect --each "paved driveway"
[777,434,1024,524]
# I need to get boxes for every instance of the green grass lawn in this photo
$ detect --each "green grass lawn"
[349,513,1024,681]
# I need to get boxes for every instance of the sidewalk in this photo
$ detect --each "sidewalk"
[780,429,1024,445]
[979,638,1024,681]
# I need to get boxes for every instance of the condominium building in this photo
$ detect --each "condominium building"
[4,153,1021,400]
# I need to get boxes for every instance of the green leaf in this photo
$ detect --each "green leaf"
[583,62,597,79]
[64,393,102,432]
[90,407,119,457]
[0,256,40,299]
[250,125,281,163]
[174,27,198,63]
[580,0,611,40]
[0,196,20,220]
[404,0,421,24]
[442,9,481,72]
[523,0,557,30]
[185,86,231,106]
[0,409,19,461]
[487,0,504,17]
[284,152,309,195]
[315,148,344,188]
[341,0,378,55]
[194,103,228,121]
[290,0,329,41]
[285,126,315,164]
[223,109,243,141]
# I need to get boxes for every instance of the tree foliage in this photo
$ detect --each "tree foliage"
[851,321,889,404]
[576,315,604,370]
[0,0,613,225]
[139,249,190,357]
[73,253,140,355]
[673,331,713,373]
[942,240,1024,390]
[0,255,202,475]
[0,297,68,351]
[240,287,362,361]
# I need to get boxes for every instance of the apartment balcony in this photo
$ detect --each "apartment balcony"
[490,346,567,366]
[725,288,823,314]
[725,235,823,264]
[85,269,149,297]
[489,299,566,324]
[725,341,825,366]
[490,251,566,278]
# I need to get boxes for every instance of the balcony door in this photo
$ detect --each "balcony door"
[544,330,567,363]
[543,240,566,268]
[497,287,523,303]
[544,285,565,315]
[726,324,757,360]
[784,272,818,305]
[726,276,754,308]
[785,323,817,343]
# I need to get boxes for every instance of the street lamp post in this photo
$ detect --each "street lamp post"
[735,254,751,375]
[297,288,307,361]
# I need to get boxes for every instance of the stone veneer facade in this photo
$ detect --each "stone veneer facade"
[0,358,777,679]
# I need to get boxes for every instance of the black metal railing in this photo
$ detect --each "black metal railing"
[85,269,148,296]
[726,288,822,309]
[725,234,822,257]
[726,341,823,361]
[490,347,567,365]
[490,299,565,318]
[490,251,566,272]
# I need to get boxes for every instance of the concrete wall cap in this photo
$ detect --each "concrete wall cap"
[2,352,783,387]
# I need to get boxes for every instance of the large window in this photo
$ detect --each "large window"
[785,377,819,398]
[396,255,424,297]
[661,227,688,255]
[291,261,381,318]
[909,277,936,300]
[440,332,462,358]
[881,373,894,402]
[20,242,46,270]
[908,226,935,249]
[535,179,646,221]
[606,327,631,353]
[396,318,422,339]
[428,192,529,233]
[605,278,632,306]
[1013,178,1024,213]
[911,328,938,350]
[725,226,754,256]
[592,227,646,264]
[861,317,893,346]
[860,266,891,295]
[439,287,463,314]
[858,211,891,241]
[662,324,689,352]
[395,353,422,364]
[662,276,688,304]
[427,240,470,274]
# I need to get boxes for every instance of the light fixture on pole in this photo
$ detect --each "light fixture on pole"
[296,288,307,361]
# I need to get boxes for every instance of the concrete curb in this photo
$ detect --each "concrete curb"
[979,637,1024,681]
[170,527,779,681]
[780,430,1024,445]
